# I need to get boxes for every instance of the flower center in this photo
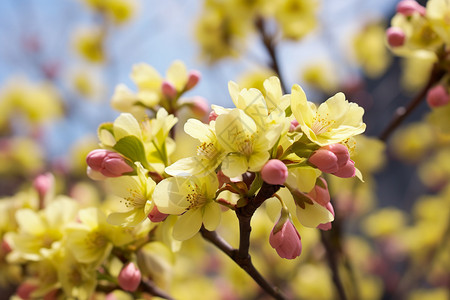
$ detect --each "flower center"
[86,231,108,248]
[197,142,219,160]
[311,114,334,135]
[121,188,147,208]
[238,138,254,156]
[186,184,207,210]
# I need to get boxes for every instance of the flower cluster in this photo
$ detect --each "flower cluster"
[84,61,366,262]
[386,0,450,107]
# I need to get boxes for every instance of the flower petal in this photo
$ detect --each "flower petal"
[172,210,203,241]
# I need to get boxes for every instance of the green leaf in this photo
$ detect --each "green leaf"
[97,122,113,140]
[113,135,150,169]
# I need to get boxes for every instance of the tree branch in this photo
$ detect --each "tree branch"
[379,63,445,141]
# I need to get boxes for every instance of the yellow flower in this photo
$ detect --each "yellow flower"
[73,26,105,63]
[275,0,318,40]
[106,162,156,226]
[215,108,280,177]
[153,175,221,241]
[165,119,225,176]
[427,0,450,44]
[302,62,339,93]
[7,197,79,262]
[353,22,392,78]
[290,84,366,146]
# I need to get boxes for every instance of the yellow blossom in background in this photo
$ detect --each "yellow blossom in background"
[426,0,450,44]
[353,22,392,78]
[275,0,319,40]
[0,77,63,128]
[408,288,450,300]
[401,52,435,91]
[238,68,276,93]
[68,135,99,176]
[362,207,408,238]
[74,26,105,63]
[391,122,436,163]
[81,0,139,24]
[302,62,339,94]
[418,147,450,189]
[0,137,45,176]
[70,67,105,101]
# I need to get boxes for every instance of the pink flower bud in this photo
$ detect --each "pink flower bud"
[209,111,218,122]
[307,177,330,206]
[16,282,37,300]
[118,262,141,292]
[101,152,134,177]
[332,159,356,178]
[190,96,209,116]
[426,85,450,108]
[386,27,406,47]
[309,149,339,173]
[289,119,299,132]
[161,81,177,99]
[317,202,335,231]
[261,159,288,185]
[86,150,133,177]
[33,172,54,200]
[185,70,201,90]
[396,0,426,16]
[269,220,302,259]
[323,144,350,168]
[1,239,12,254]
[148,206,168,222]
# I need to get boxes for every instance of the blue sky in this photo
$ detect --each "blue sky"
[0,0,398,157]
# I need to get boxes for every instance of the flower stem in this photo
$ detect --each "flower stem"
[379,63,445,141]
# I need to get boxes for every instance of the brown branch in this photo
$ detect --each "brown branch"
[141,277,175,300]
[255,17,288,94]
[379,63,445,141]
[200,227,286,300]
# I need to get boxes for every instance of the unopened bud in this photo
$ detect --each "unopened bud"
[161,81,177,99]
[261,159,288,185]
[307,177,330,206]
[332,159,356,178]
[86,150,133,177]
[396,0,426,16]
[33,172,54,201]
[289,119,299,132]
[309,149,339,173]
[386,27,406,47]
[317,202,335,231]
[118,262,141,292]
[1,239,12,254]
[426,85,450,108]
[16,282,37,300]
[190,96,209,116]
[185,70,201,90]
[269,219,302,259]
[148,205,168,222]
[208,111,218,122]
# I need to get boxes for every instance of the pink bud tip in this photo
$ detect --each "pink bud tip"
[386,27,406,47]
[307,177,330,206]
[1,239,12,254]
[261,159,288,185]
[269,220,302,259]
[86,150,133,177]
[323,144,350,168]
[148,206,168,222]
[161,81,177,99]
[190,96,209,116]
[289,119,299,132]
[332,159,356,178]
[118,262,141,292]
[185,70,201,90]
[33,172,54,199]
[309,149,339,173]
[208,111,218,122]
[396,0,426,16]
[317,202,335,231]
[426,85,450,108]
[16,282,37,300]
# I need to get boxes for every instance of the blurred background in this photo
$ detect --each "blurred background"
[1,0,449,299]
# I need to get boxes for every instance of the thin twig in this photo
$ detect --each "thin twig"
[379,63,445,141]
[255,17,289,94]
[320,230,348,300]
[200,227,286,300]
[141,277,175,300]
